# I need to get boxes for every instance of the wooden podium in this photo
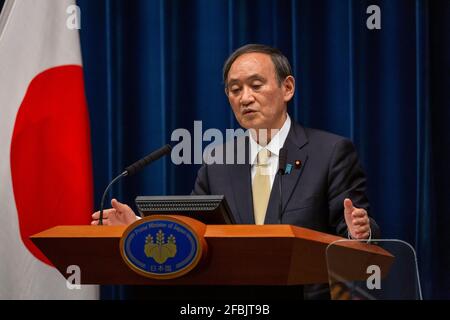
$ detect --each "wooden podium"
[30,216,393,286]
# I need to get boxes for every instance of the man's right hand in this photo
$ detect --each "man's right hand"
[91,198,138,226]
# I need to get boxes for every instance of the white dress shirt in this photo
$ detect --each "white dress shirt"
[249,114,291,190]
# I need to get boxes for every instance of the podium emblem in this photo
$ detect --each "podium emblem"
[144,230,177,264]
[120,215,204,279]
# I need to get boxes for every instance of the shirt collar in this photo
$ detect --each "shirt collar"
[249,114,291,165]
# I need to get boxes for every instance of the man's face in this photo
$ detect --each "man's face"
[225,52,295,130]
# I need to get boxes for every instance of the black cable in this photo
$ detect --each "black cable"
[98,171,127,225]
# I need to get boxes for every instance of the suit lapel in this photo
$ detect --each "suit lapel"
[228,136,255,224]
[264,122,309,224]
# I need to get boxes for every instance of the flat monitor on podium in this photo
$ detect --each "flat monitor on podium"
[135,195,235,225]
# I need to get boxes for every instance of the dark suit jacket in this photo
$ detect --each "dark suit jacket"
[193,120,380,238]
[191,120,380,300]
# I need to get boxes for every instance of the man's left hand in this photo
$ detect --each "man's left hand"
[344,198,371,240]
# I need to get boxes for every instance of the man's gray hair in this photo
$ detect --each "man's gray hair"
[223,44,293,91]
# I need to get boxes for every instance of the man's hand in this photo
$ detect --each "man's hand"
[91,199,138,226]
[344,198,371,239]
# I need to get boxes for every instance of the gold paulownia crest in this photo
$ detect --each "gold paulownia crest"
[144,229,177,264]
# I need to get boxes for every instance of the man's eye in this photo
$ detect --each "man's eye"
[230,88,241,94]
[252,84,262,90]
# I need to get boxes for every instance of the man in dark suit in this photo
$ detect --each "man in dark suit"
[190,44,380,299]
[193,44,379,240]
[92,44,380,299]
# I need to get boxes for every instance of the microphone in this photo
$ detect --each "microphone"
[124,144,172,176]
[98,144,172,225]
[277,148,288,223]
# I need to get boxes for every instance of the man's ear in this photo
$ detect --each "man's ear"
[283,76,295,102]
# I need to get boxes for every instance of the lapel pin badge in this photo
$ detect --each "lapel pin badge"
[294,160,302,169]
[285,163,293,175]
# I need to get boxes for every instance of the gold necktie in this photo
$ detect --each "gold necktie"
[252,148,271,225]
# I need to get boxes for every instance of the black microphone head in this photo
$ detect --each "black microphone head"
[125,144,172,176]
[278,147,288,175]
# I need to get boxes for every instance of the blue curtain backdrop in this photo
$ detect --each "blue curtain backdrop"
[77,0,450,299]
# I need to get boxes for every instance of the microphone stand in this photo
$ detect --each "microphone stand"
[98,171,127,225]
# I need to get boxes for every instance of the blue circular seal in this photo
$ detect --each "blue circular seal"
[120,216,203,279]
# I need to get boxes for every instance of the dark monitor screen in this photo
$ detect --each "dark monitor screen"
[135,195,235,225]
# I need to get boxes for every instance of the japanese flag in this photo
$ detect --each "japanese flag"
[0,0,98,299]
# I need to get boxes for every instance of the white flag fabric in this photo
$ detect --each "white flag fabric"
[0,0,98,299]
